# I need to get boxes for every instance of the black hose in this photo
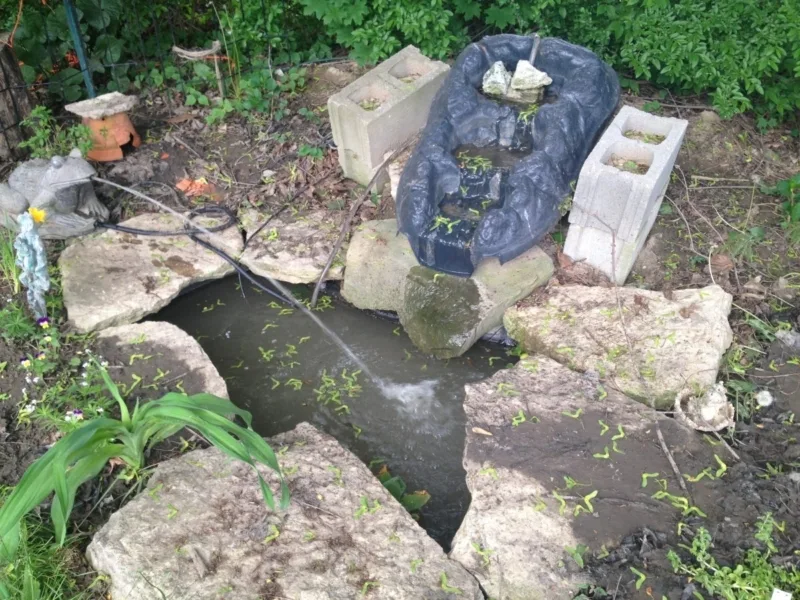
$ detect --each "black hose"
[96,207,293,305]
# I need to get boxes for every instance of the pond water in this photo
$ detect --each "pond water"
[155,275,509,547]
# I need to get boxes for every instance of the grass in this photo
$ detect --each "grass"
[0,508,95,600]
[0,228,20,295]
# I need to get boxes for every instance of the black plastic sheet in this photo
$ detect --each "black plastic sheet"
[396,35,620,276]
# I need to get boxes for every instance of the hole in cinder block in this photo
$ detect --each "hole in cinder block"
[349,84,391,112]
[621,112,671,145]
[388,58,434,84]
[603,141,654,175]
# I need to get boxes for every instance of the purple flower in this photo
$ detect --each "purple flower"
[19,357,31,369]
[37,317,50,329]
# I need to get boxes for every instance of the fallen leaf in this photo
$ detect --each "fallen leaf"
[166,113,196,124]
[160,152,170,160]
[709,253,734,273]
[472,427,493,436]
[175,177,217,198]
[679,303,699,319]
[634,294,649,310]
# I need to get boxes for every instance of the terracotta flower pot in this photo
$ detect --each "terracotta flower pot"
[83,112,141,162]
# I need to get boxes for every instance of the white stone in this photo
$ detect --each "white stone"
[341,219,418,311]
[451,357,725,598]
[505,60,552,103]
[399,246,553,358]
[86,422,482,600]
[481,61,511,97]
[503,284,733,409]
[65,91,138,119]
[329,46,449,186]
[96,321,228,399]
[239,209,347,284]
[564,105,688,284]
[60,213,242,333]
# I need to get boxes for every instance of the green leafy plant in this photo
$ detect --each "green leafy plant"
[374,464,431,515]
[668,515,800,600]
[766,173,800,244]
[0,360,288,563]
[18,107,93,159]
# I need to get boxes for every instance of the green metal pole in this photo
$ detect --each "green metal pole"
[63,0,96,98]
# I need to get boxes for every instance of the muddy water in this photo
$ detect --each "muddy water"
[155,276,509,547]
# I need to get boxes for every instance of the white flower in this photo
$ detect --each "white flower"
[755,390,774,407]
[80,381,89,387]
[32,377,40,384]
[96,408,104,414]
[100,360,109,367]
[82,362,89,369]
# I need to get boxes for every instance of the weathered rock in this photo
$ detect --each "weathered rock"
[481,61,511,96]
[503,284,733,408]
[87,422,481,600]
[96,321,228,398]
[506,60,552,103]
[341,219,418,311]
[450,357,723,599]
[399,247,553,358]
[60,213,242,333]
[239,209,347,284]
[65,91,137,119]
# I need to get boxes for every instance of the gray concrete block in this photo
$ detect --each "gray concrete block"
[564,105,687,283]
[328,46,449,186]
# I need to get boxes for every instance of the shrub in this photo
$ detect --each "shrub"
[10,0,800,125]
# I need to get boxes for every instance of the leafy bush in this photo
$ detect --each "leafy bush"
[11,0,800,124]
[0,361,288,563]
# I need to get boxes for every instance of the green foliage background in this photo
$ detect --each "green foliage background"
[5,0,800,126]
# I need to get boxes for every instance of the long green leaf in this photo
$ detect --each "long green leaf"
[96,360,130,425]
[51,444,124,544]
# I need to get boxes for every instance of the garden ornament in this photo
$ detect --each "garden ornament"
[65,92,141,162]
[0,149,109,239]
[674,383,735,432]
[14,211,50,319]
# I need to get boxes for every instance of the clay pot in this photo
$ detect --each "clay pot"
[84,112,141,162]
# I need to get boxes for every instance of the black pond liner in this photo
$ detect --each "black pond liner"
[396,35,621,276]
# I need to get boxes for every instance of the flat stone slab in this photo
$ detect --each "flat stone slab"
[239,209,347,284]
[96,321,228,399]
[503,284,733,408]
[65,91,138,119]
[399,247,553,359]
[60,213,242,333]
[341,218,419,311]
[450,357,724,599]
[87,422,481,600]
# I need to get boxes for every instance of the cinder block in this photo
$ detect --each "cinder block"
[564,105,687,283]
[328,46,449,186]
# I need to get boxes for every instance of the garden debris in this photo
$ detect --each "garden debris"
[175,177,218,199]
[754,390,774,408]
[674,382,735,432]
